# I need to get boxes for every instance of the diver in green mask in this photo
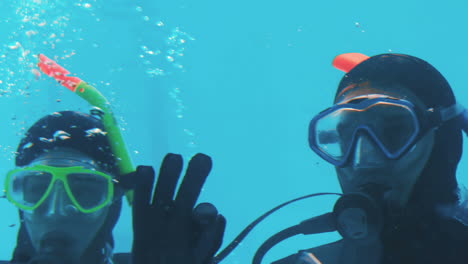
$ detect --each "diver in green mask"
[2,111,129,264]
[1,55,226,264]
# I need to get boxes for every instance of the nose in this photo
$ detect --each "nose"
[41,182,79,217]
[352,133,387,168]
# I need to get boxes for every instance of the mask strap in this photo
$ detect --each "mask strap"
[439,103,468,136]
[458,108,468,137]
[440,103,465,122]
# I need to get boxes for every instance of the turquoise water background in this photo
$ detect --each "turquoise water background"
[1,0,468,263]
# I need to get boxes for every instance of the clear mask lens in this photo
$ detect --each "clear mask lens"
[10,170,53,208]
[66,173,110,210]
[313,100,419,163]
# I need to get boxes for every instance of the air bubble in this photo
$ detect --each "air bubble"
[22,142,34,149]
[85,128,108,137]
[39,137,54,143]
[146,68,165,77]
[53,130,71,140]
[183,129,194,136]
[173,63,183,69]
[8,42,21,50]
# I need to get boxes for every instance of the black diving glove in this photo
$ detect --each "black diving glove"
[131,153,226,264]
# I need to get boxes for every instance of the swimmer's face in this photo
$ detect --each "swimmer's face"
[22,149,111,261]
[334,83,435,208]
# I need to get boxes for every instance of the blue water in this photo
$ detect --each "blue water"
[1,0,468,263]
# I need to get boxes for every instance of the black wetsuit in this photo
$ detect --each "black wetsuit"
[271,217,468,264]
[0,252,131,264]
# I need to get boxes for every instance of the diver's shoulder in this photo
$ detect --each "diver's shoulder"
[272,240,343,264]
[113,252,131,264]
[0,253,132,264]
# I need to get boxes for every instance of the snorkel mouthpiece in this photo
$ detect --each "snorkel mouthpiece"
[29,231,76,264]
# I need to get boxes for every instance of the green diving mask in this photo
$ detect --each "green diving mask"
[4,164,114,214]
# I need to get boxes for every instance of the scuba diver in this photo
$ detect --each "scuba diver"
[209,53,468,264]
[1,55,225,264]
[269,53,468,264]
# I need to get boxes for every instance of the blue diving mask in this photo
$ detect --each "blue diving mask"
[308,95,465,167]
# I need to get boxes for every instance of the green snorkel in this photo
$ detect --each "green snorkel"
[37,54,134,204]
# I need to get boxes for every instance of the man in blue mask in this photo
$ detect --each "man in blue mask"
[273,53,468,264]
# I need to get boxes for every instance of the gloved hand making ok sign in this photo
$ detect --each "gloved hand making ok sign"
[131,153,226,264]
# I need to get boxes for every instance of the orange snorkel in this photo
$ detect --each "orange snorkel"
[332,53,370,72]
